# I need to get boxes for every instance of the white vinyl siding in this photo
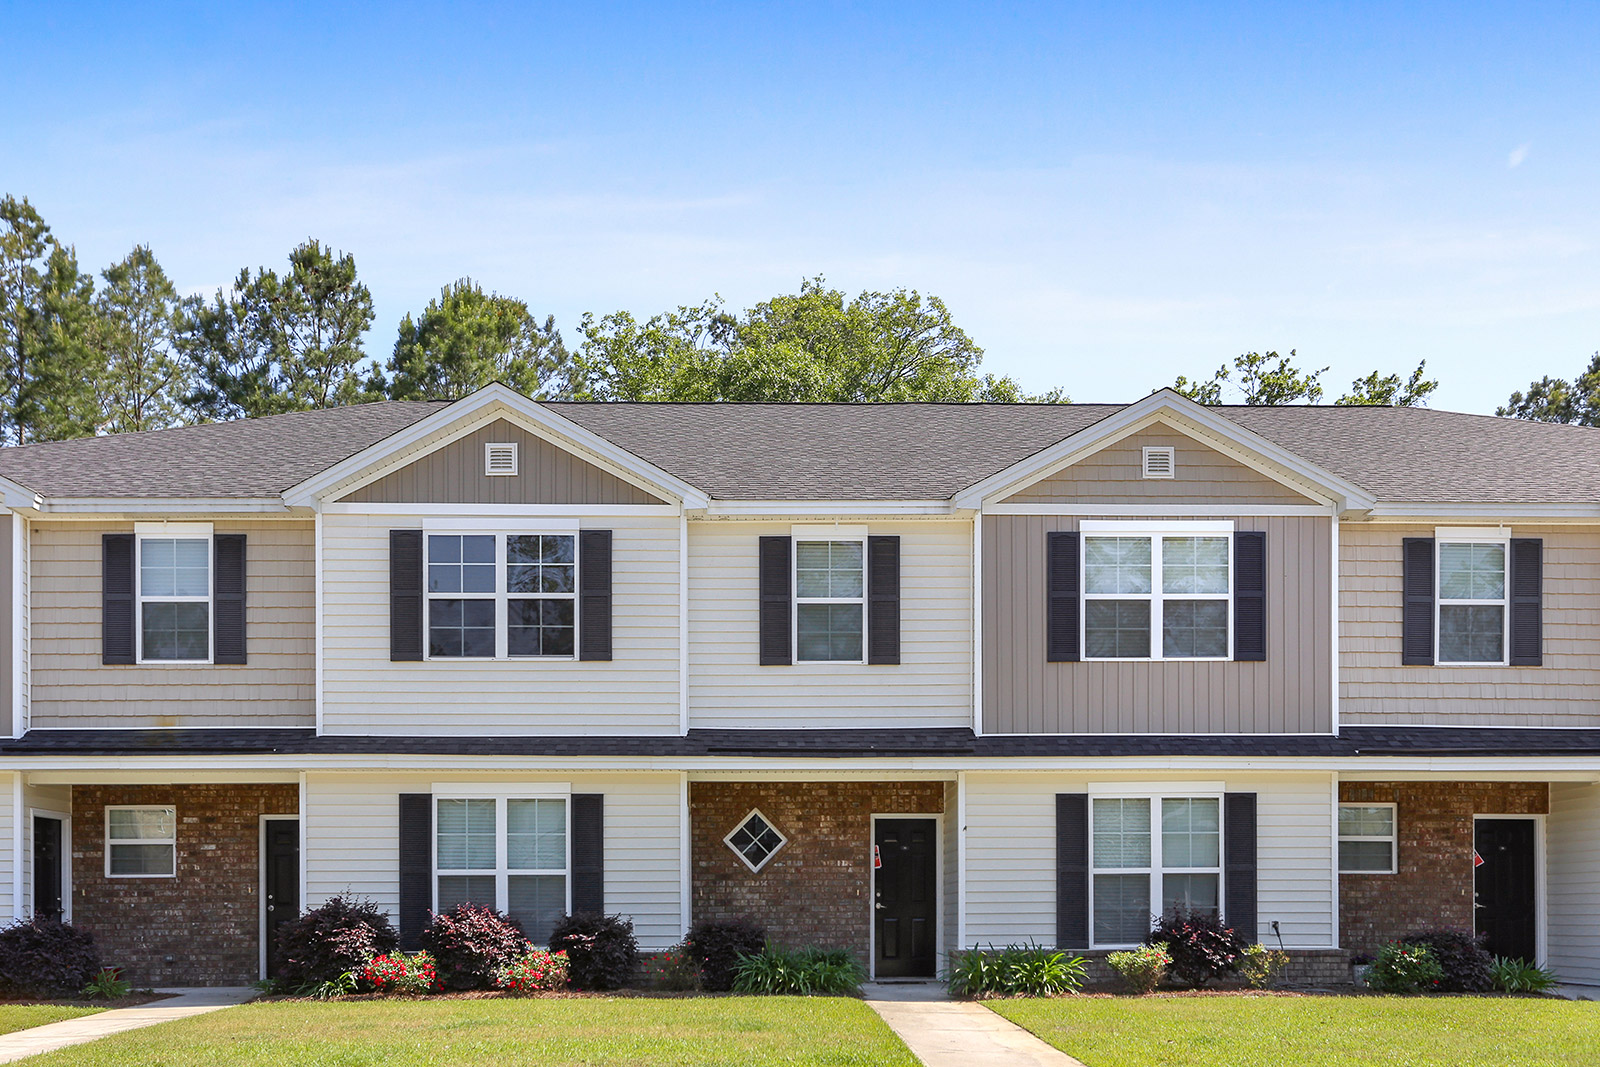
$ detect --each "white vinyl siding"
[688,520,972,730]
[1547,782,1600,985]
[321,513,679,735]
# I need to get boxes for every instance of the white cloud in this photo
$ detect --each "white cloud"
[1508,143,1531,168]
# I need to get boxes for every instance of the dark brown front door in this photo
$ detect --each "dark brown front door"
[32,816,63,922]
[874,818,937,978]
[264,819,300,978]
[1474,818,1538,963]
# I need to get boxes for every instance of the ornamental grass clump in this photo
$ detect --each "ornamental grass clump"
[732,943,867,996]
[947,945,1088,998]
[548,913,639,991]
[493,949,570,994]
[1490,955,1559,994]
[1365,942,1445,994]
[273,895,398,994]
[1147,909,1247,987]
[360,951,438,995]
[420,904,531,990]
[1106,943,1171,994]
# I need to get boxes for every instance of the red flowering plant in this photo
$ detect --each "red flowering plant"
[493,949,570,995]
[645,945,701,991]
[360,951,439,995]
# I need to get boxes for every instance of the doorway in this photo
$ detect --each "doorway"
[1474,817,1540,963]
[872,818,938,978]
[32,814,66,922]
[261,817,300,979]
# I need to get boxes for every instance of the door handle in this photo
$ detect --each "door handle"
[875,903,886,910]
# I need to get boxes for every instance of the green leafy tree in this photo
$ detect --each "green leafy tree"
[574,277,1063,403]
[1336,361,1438,407]
[180,238,375,420]
[93,244,192,433]
[373,279,570,401]
[1173,350,1328,405]
[1499,352,1600,425]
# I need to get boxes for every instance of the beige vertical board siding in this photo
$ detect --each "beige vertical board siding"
[962,772,1335,949]
[18,518,27,732]
[321,512,680,734]
[982,515,1332,734]
[1003,427,1320,505]
[29,521,314,728]
[687,520,972,730]
[303,772,684,949]
[21,782,69,918]
[1547,782,1600,984]
[339,419,663,505]
[1339,524,1600,726]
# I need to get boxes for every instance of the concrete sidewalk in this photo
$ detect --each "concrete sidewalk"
[0,987,256,1063]
[863,982,1088,1067]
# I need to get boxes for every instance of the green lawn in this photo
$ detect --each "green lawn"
[23,996,918,1067]
[990,994,1600,1067]
[0,1004,103,1035]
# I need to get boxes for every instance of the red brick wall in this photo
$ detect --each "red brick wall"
[72,783,299,986]
[1338,781,1546,955]
[690,781,945,960]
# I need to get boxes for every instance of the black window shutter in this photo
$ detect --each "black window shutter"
[1233,531,1266,662]
[390,530,424,662]
[1223,792,1258,940]
[571,793,605,915]
[1401,537,1435,665]
[758,536,792,666]
[397,793,433,950]
[578,530,613,662]
[867,535,901,665]
[1509,538,1543,666]
[213,534,247,664]
[1046,531,1080,662]
[1056,793,1089,949]
[102,533,136,665]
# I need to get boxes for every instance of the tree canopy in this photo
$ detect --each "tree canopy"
[1173,350,1438,407]
[94,244,192,433]
[1498,352,1600,425]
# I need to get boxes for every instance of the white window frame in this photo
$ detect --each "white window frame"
[1088,789,1225,950]
[792,533,868,665]
[134,522,214,665]
[1338,802,1398,875]
[723,807,789,873]
[1080,520,1234,662]
[1434,529,1510,667]
[423,527,579,662]
[104,804,177,879]
[431,791,571,946]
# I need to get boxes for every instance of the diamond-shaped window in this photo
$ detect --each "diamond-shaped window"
[724,809,788,872]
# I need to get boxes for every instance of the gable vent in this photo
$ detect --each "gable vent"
[1142,446,1176,479]
[484,442,519,476]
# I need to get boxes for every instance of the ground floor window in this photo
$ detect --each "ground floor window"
[435,795,568,944]
[105,805,176,877]
[1338,803,1397,873]
[1091,795,1221,947]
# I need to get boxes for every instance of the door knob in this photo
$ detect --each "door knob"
[875,903,886,910]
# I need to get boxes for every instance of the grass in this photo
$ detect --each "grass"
[990,994,1600,1067]
[23,996,918,1067]
[0,1004,104,1035]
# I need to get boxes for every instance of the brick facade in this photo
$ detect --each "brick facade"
[1338,781,1546,955]
[690,780,945,961]
[71,783,299,986]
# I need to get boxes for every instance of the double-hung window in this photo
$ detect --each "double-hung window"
[137,526,212,663]
[426,531,576,659]
[1082,521,1232,660]
[105,805,176,877]
[794,538,865,663]
[435,794,568,944]
[1338,804,1397,874]
[1436,536,1507,664]
[1091,793,1222,947]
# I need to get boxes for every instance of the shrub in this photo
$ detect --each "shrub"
[1148,909,1248,987]
[1401,928,1494,993]
[548,913,639,991]
[1491,956,1559,994]
[646,944,701,991]
[360,951,438,995]
[420,904,531,990]
[1238,943,1291,990]
[0,918,103,998]
[684,918,766,993]
[80,967,131,1001]
[732,943,867,995]
[1106,943,1171,994]
[494,949,570,994]
[274,895,398,993]
[1366,942,1444,994]
[947,945,1088,998]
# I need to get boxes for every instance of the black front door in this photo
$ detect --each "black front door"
[874,818,937,978]
[1474,818,1538,962]
[32,816,63,922]
[264,819,300,978]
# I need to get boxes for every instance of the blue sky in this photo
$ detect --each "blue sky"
[3,2,1598,411]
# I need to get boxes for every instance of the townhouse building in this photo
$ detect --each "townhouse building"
[0,384,1593,987]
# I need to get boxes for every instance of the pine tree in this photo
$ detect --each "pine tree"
[94,244,192,433]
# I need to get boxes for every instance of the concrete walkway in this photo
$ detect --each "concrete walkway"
[863,982,1088,1067]
[0,987,256,1063]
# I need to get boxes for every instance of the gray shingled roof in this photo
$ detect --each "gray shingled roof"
[1,399,1598,504]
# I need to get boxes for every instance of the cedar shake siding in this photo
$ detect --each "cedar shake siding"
[982,514,1334,734]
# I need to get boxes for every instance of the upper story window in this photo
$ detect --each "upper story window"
[138,529,211,663]
[1091,793,1221,948]
[795,539,865,663]
[1437,538,1506,664]
[1081,521,1232,660]
[105,805,176,877]
[427,532,576,660]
